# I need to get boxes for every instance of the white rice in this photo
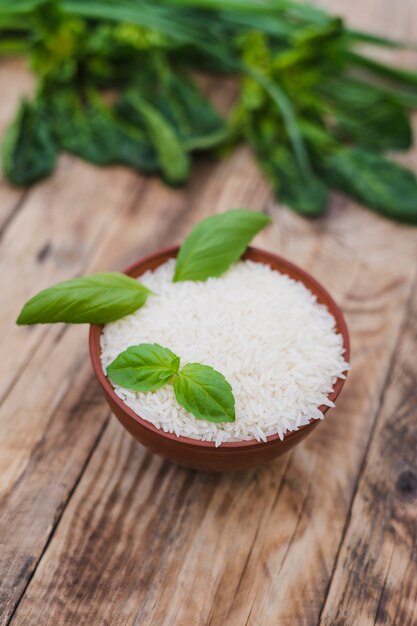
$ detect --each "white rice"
[100,259,349,445]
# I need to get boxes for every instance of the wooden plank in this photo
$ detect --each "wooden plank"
[0,145,271,625]
[323,303,417,621]
[0,164,138,621]
[0,357,110,623]
[318,279,417,625]
[7,421,293,626]
[8,202,417,626]
[3,1,417,623]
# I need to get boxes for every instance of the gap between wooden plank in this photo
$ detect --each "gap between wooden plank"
[0,189,30,241]
[373,544,395,626]
[0,327,50,409]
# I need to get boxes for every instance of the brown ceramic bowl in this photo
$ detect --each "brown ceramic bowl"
[89,246,349,472]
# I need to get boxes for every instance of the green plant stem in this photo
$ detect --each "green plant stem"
[348,50,417,87]
[245,66,312,178]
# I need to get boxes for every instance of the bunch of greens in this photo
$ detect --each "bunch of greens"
[2,0,417,221]
[16,208,270,423]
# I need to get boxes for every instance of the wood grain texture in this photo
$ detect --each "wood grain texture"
[0,94,270,623]
[1,0,417,624]
[319,280,417,626]
[9,204,416,626]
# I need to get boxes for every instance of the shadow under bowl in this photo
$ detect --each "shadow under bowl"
[89,246,350,472]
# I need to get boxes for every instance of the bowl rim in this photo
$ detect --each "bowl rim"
[89,245,350,449]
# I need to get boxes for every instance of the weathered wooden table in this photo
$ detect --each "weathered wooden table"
[1,2,417,624]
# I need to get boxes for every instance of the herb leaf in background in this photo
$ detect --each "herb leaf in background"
[47,87,160,172]
[320,147,417,224]
[118,92,189,185]
[16,273,151,325]
[2,96,57,186]
[319,78,412,152]
[173,209,271,282]
[256,143,328,216]
[245,112,328,215]
[2,0,417,222]
[173,363,235,423]
[107,343,180,391]
[118,72,228,152]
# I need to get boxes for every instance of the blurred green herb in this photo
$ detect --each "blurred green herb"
[2,0,417,222]
[2,96,57,186]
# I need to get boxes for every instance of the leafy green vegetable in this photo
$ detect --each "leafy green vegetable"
[16,273,151,325]
[2,0,417,223]
[161,74,227,151]
[118,72,227,152]
[320,147,417,223]
[245,112,327,215]
[246,66,313,180]
[173,208,271,282]
[2,97,57,186]
[348,51,417,89]
[173,363,235,423]
[48,87,159,172]
[319,78,412,151]
[115,91,189,184]
[258,144,327,216]
[107,343,180,391]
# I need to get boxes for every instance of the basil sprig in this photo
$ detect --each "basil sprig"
[173,209,271,282]
[107,343,235,424]
[16,273,151,325]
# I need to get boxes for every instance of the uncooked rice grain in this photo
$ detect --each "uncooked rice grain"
[100,259,349,446]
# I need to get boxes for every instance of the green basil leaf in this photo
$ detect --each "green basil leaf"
[107,343,180,392]
[16,273,151,325]
[173,209,271,282]
[173,363,235,423]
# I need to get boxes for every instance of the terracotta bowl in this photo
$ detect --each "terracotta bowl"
[89,246,350,472]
